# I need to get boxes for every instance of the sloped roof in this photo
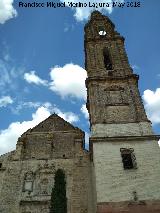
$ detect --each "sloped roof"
[27,113,83,133]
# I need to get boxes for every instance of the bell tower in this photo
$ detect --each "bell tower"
[85,11,149,129]
[85,11,160,213]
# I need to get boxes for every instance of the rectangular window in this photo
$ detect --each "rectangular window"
[0,163,2,168]
[120,148,137,169]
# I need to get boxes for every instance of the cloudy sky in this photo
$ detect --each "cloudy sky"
[0,0,160,155]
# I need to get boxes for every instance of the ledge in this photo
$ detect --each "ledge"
[90,135,160,143]
[0,167,6,171]
[85,74,139,83]
[20,195,51,204]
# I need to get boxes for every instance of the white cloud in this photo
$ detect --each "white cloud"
[131,65,139,70]
[21,101,41,108]
[11,101,79,124]
[11,101,42,114]
[0,106,50,155]
[64,23,75,32]
[0,96,13,107]
[143,88,160,124]
[24,64,87,100]
[53,106,79,123]
[81,104,89,119]
[45,102,79,123]
[0,55,25,93]
[60,0,124,21]
[0,59,12,88]
[0,0,17,24]
[0,104,79,155]
[24,71,48,86]
[85,132,90,150]
[50,63,87,100]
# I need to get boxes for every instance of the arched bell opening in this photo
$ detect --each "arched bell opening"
[103,48,113,70]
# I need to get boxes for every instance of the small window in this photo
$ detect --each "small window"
[0,163,2,168]
[98,26,107,36]
[120,148,137,170]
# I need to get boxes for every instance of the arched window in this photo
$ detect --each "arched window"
[103,48,112,70]
[98,26,107,36]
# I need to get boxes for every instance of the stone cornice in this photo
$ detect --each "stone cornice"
[20,199,50,204]
[24,130,82,135]
[90,135,160,143]
[86,74,139,85]
[84,36,125,43]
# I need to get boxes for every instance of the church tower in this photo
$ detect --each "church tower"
[85,11,160,213]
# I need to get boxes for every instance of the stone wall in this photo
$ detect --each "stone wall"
[91,122,153,137]
[0,115,93,213]
[97,200,160,213]
[92,138,160,203]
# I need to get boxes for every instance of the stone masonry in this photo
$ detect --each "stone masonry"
[0,114,94,213]
[0,11,160,213]
[85,11,160,213]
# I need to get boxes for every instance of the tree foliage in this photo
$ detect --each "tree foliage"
[50,169,67,213]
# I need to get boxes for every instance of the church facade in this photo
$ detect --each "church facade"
[0,11,160,213]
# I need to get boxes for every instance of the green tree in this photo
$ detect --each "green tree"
[50,169,67,213]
